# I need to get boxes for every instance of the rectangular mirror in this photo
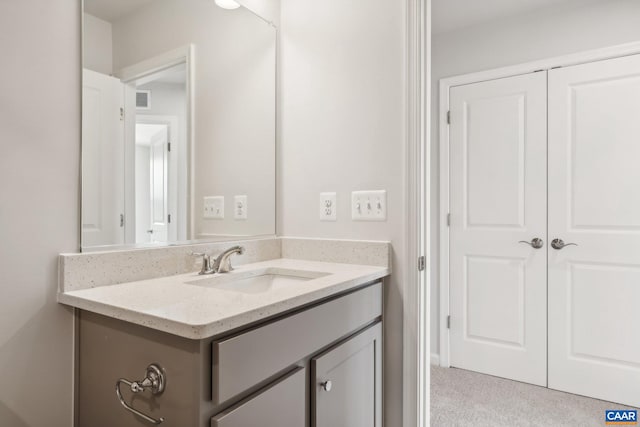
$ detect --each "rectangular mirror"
[81,0,276,250]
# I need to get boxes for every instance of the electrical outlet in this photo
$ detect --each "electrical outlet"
[203,196,224,219]
[319,192,337,221]
[234,195,247,220]
[351,190,387,221]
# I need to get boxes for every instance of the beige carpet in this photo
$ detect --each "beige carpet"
[431,366,637,427]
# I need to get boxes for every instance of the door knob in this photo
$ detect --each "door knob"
[321,380,332,392]
[551,238,578,250]
[519,238,544,249]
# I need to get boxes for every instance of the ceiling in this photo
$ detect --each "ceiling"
[432,0,605,34]
[84,0,155,22]
[137,63,187,87]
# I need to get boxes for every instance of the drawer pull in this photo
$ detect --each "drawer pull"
[321,380,333,392]
[115,363,166,425]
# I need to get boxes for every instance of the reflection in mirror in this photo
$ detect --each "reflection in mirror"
[81,0,276,250]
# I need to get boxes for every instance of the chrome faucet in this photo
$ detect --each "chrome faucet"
[211,245,245,273]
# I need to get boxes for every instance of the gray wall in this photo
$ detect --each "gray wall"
[83,13,112,75]
[0,0,79,426]
[278,0,406,425]
[430,0,640,359]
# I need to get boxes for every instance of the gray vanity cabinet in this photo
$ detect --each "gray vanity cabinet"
[312,323,382,427]
[211,367,306,427]
[76,281,382,427]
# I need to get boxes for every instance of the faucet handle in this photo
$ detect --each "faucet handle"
[191,252,212,275]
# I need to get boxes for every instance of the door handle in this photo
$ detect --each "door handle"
[519,238,544,249]
[551,238,578,250]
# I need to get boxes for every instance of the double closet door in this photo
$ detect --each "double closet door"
[448,54,640,407]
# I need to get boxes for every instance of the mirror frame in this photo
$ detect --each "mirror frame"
[79,0,278,252]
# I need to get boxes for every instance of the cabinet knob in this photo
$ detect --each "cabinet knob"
[321,380,332,392]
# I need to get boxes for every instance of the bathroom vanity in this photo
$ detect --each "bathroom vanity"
[59,238,389,427]
[73,0,392,423]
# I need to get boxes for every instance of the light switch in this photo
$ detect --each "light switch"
[234,195,247,220]
[319,192,337,221]
[204,196,224,219]
[351,190,386,221]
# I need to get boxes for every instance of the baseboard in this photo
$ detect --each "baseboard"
[430,353,440,366]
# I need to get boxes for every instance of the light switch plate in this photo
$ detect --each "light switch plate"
[234,195,248,220]
[319,192,337,221]
[351,190,387,221]
[204,196,224,219]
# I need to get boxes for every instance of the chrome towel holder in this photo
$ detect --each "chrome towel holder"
[115,363,167,425]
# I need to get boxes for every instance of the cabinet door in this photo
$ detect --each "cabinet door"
[213,282,382,404]
[211,367,306,427]
[312,322,382,427]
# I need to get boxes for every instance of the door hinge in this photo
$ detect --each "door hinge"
[418,256,426,271]
[120,214,125,227]
[167,214,171,224]
[167,142,171,152]
[447,110,451,125]
[447,213,451,227]
[447,315,451,329]
[120,107,124,121]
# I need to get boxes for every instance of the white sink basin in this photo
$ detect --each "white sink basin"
[185,269,329,294]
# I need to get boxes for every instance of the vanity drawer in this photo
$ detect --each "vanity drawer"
[212,282,382,404]
[211,367,306,427]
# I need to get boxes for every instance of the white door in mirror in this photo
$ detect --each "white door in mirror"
[149,126,170,242]
[351,191,386,221]
[234,195,248,220]
[82,69,126,247]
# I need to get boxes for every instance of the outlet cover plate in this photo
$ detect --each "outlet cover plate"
[351,190,387,221]
[234,195,248,220]
[204,196,224,219]
[319,192,337,221]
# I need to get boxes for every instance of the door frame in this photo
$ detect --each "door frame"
[404,0,430,426]
[116,45,195,243]
[437,41,640,368]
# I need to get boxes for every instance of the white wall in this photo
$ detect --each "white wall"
[0,0,79,426]
[430,0,640,357]
[279,0,406,425]
[111,0,276,240]
[83,13,113,75]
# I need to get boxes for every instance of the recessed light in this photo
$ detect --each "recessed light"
[214,0,241,10]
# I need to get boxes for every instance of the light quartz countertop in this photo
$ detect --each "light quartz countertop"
[58,258,389,340]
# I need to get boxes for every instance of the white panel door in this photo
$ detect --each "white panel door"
[149,126,169,243]
[82,69,125,247]
[548,54,640,407]
[449,72,548,386]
